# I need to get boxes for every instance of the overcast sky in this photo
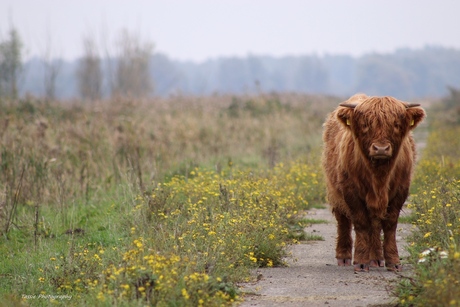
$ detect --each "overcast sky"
[1,0,460,62]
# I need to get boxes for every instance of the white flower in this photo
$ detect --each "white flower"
[418,247,448,263]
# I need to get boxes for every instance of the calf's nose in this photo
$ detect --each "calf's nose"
[372,144,390,153]
[370,143,392,158]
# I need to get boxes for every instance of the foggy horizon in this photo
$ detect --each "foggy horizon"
[17,44,457,64]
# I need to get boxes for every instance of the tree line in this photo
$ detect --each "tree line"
[2,26,460,101]
[167,48,460,100]
[0,27,153,102]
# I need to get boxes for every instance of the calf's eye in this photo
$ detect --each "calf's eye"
[393,122,403,134]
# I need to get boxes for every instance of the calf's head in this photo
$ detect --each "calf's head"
[337,96,425,163]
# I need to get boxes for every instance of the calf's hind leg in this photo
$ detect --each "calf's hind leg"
[333,209,352,266]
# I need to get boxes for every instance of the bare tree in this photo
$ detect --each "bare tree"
[113,29,153,98]
[43,60,60,100]
[76,35,102,102]
[0,27,23,100]
[42,31,61,101]
[99,24,116,97]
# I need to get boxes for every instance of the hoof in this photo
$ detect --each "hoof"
[337,258,352,266]
[370,259,385,267]
[354,263,369,272]
[386,264,403,272]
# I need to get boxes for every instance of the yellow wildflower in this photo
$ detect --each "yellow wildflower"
[181,288,190,300]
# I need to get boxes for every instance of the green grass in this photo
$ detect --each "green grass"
[310,204,327,209]
[398,213,416,224]
[303,233,325,241]
[286,217,326,241]
[300,218,328,225]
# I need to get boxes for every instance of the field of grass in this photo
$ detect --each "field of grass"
[396,96,460,306]
[3,92,458,306]
[0,94,336,306]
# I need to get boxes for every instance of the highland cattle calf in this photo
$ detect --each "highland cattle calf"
[322,94,425,272]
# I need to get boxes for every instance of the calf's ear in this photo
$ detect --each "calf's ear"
[337,103,355,128]
[406,105,426,129]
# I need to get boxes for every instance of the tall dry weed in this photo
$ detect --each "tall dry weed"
[0,94,337,236]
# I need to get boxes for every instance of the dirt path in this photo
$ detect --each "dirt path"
[239,207,413,307]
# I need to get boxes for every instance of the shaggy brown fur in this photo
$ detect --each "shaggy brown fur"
[322,94,426,272]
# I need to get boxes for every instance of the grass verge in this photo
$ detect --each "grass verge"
[396,96,460,306]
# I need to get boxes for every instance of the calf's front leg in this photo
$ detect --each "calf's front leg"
[352,211,371,272]
[334,209,352,266]
[369,218,385,268]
